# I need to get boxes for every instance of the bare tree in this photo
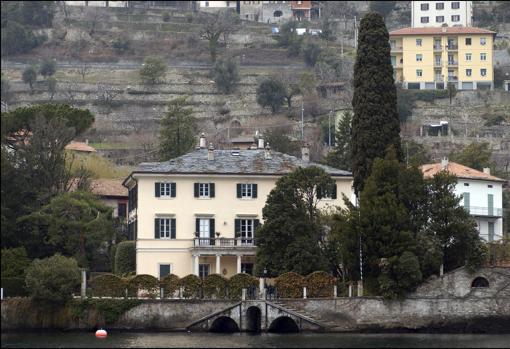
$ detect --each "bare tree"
[276,71,301,108]
[198,10,238,62]
[85,7,107,36]
[78,62,90,82]
[62,81,80,103]
[95,83,123,105]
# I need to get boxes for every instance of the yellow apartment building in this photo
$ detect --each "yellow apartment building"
[389,26,496,90]
[123,135,353,280]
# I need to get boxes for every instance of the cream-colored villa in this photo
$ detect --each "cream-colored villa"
[123,135,353,279]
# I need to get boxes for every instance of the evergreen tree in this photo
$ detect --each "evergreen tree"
[326,111,352,171]
[351,12,402,195]
[212,57,240,94]
[254,167,334,277]
[158,97,197,161]
[256,78,286,114]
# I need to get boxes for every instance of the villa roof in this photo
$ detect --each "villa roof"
[65,141,97,153]
[125,148,351,183]
[420,161,505,182]
[390,27,496,36]
[90,179,128,198]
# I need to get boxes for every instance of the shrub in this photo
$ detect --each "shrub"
[89,273,126,297]
[127,274,160,298]
[0,277,28,297]
[305,271,336,298]
[25,254,81,304]
[69,298,142,326]
[139,57,167,85]
[1,21,40,56]
[162,11,171,22]
[114,241,135,276]
[112,36,131,54]
[22,66,37,90]
[484,115,506,127]
[228,273,258,299]
[1,247,31,278]
[303,41,322,67]
[212,58,240,94]
[39,58,57,78]
[203,274,228,299]
[160,274,180,298]
[275,272,305,298]
[179,274,202,298]
[256,78,286,113]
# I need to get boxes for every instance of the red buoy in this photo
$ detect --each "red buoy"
[95,329,107,338]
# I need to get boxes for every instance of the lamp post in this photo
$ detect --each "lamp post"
[263,267,267,289]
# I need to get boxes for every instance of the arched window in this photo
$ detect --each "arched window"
[471,277,489,288]
[273,10,283,18]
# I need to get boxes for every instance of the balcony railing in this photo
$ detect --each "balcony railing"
[466,206,503,217]
[434,61,442,67]
[446,44,458,51]
[434,45,442,51]
[391,46,403,52]
[448,76,459,82]
[448,61,458,66]
[193,238,256,247]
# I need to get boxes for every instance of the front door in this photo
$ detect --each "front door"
[241,219,254,245]
[199,264,210,278]
[199,219,210,246]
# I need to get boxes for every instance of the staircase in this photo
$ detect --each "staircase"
[269,300,339,330]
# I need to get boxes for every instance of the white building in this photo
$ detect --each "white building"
[411,1,473,28]
[199,1,238,12]
[421,159,505,241]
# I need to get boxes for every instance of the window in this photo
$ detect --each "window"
[118,203,127,219]
[480,37,486,45]
[155,182,176,198]
[452,15,460,22]
[196,218,215,246]
[481,69,487,76]
[194,183,215,198]
[128,185,137,211]
[465,38,471,45]
[466,69,472,77]
[451,2,460,9]
[436,2,444,10]
[417,69,423,77]
[421,16,429,23]
[471,277,489,288]
[421,3,429,10]
[237,183,258,199]
[416,38,422,46]
[159,264,171,279]
[241,263,254,275]
[488,185,493,188]
[480,53,487,61]
[465,53,471,61]
[436,16,444,23]
[416,54,423,62]
[199,264,210,278]
[155,218,176,239]
[235,218,260,245]
[205,1,209,7]
[317,184,337,199]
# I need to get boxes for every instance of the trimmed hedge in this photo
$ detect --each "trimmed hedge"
[89,274,126,297]
[305,271,336,298]
[1,277,28,297]
[160,274,180,298]
[275,272,305,298]
[114,241,135,276]
[179,274,202,299]
[127,274,159,298]
[228,273,258,299]
[202,274,228,299]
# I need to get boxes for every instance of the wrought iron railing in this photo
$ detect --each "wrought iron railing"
[193,237,256,247]
[466,206,503,217]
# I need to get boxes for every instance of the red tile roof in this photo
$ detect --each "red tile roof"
[90,179,128,197]
[65,141,97,153]
[390,27,496,36]
[420,161,505,182]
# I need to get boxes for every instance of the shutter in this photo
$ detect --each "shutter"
[196,218,200,236]
[171,183,176,197]
[210,183,215,197]
[194,183,199,197]
[235,219,241,236]
[252,184,257,198]
[254,219,260,231]
[237,184,242,198]
[210,219,215,247]
[155,218,160,239]
[155,182,160,197]
[332,184,337,199]
[171,219,176,239]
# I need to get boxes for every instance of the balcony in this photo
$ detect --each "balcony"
[447,76,459,82]
[434,45,442,51]
[446,44,458,51]
[448,61,458,67]
[467,206,503,217]
[434,61,442,67]
[391,46,403,52]
[435,76,444,82]
[192,237,256,250]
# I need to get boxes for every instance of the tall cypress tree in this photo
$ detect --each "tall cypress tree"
[351,12,402,195]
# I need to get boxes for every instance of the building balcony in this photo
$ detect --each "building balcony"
[435,76,444,82]
[391,46,403,52]
[434,45,442,51]
[448,76,459,82]
[192,238,257,252]
[446,44,458,51]
[448,61,458,67]
[434,61,442,67]
[467,206,503,217]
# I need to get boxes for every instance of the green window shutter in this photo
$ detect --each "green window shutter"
[194,183,199,197]
[155,218,160,239]
[210,183,215,197]
[210,219,215,238]
[237,184,242,198]
[463,192,470,212]
[155,182,160,197]
[235,219,241,236]
[171,219,176,239]
[195,218,200,236]
[171,183,176,197]
[332,184,337,199]
[488,222,495,242]
[488,194,494,216]
[254,219,260,231]
[252,184,257,198]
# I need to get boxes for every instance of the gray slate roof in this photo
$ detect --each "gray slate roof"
[133,149,351,177]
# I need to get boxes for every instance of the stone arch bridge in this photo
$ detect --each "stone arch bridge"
[186,300,325,333]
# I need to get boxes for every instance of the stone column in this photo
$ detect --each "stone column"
[216,254,221,274]
[81,269,87,298]
[193,254,200,276]
[237,255,242,274]
[357,281,363,297]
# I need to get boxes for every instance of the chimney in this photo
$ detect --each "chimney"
[199,133,206,149]
[483,168,491,175]
[208,143,215,161]
[301,143,310,162]
[264,143,272,160]
[441,157,449,170]
[258,134,264,149]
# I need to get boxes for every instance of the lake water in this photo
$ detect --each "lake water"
[2,332,509,348]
